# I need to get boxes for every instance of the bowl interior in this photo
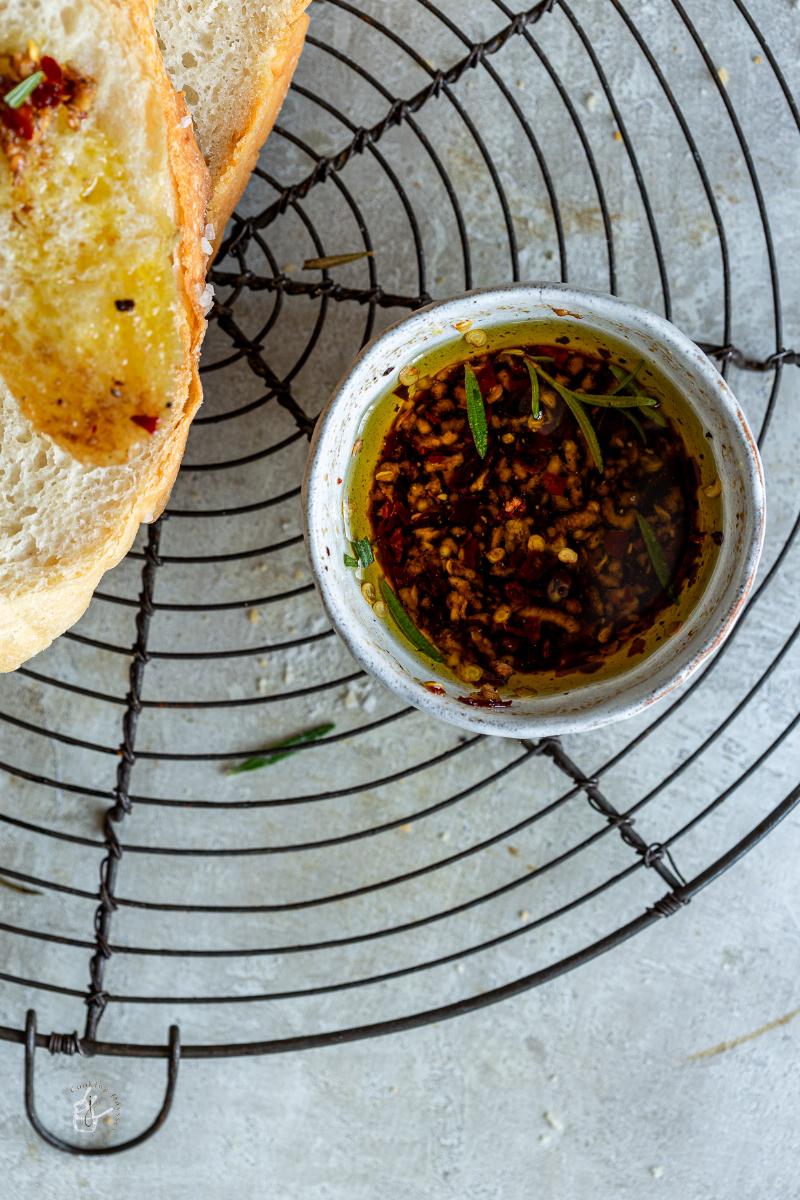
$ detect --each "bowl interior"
[303,285,765,736]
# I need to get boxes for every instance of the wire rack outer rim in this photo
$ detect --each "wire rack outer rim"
[6,778,798,1061]
[3,0,800,1159]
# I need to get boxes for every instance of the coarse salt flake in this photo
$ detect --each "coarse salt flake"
[197,283,215,315]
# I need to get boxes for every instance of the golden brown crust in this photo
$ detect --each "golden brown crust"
[208,12,309,252]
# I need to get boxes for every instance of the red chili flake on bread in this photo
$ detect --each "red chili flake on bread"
[131,414,159,435]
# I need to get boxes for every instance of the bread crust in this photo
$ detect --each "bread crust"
[0,0,209,672]
[208,11,310,251]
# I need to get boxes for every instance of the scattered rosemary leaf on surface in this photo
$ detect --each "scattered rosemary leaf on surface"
[0,875,42,896]
[4,70,44,109]
[343,553,359,568]
[526,358,541,420]
[379,579,444,662]
[464,364,488,459]
[227,723,335,774]
[353,538,374,568]
[302,251,374,270]
[636,513,676,600]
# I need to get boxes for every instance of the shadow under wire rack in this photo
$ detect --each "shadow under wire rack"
[1,0,799,1154]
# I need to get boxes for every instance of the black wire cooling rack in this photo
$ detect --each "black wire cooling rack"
[1,0,799,1155]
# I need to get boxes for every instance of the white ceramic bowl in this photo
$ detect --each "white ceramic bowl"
[303,284,765,737]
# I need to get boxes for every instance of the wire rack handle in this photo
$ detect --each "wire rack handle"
[24,1012,181,1156]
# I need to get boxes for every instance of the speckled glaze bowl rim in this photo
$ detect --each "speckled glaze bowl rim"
[303,283,766,737]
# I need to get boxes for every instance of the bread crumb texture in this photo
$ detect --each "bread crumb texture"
[156,0,307,174]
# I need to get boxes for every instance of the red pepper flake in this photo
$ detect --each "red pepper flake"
[423,681,446,696]
[131,414,159,435]
[336,477,342,485]
[541,471,567,496]
[1,103,34,140]
[31,80,62,109]
[627,637,646,657]
[40,55,63,85]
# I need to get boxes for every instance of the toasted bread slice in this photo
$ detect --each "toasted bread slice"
[0,1,210,671]
[154,0,310,249]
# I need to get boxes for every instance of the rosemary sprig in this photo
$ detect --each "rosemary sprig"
[529,363,603,471]
[636,513,676,600]
[526,357,540,420]
[227,723,335,774]
[464,364,488,459]
[4,70,44,109]
[380,579,443,662]
[303,251,374,270]
[610,364,667,426]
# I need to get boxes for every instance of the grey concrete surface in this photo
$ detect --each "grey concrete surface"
[0,1,799,1196]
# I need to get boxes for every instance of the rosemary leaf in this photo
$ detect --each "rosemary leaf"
[303,251,374,270]
[228,723,335,775]
[562,393,604,473]
[576,392,657,410]
[609,359,644,395]
[0,875,42,896]
[464,364,488,459]
[343,553,359,568]
[503,350,554,362]
[380,579,443,662]
[636,513,676,600]
[4,70,44,109]
[643,407,668,428]
[353,538,374,568]
[621,409,647,445]
[526,357,541,420]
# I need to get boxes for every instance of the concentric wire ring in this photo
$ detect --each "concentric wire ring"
[0,0,798,1071]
